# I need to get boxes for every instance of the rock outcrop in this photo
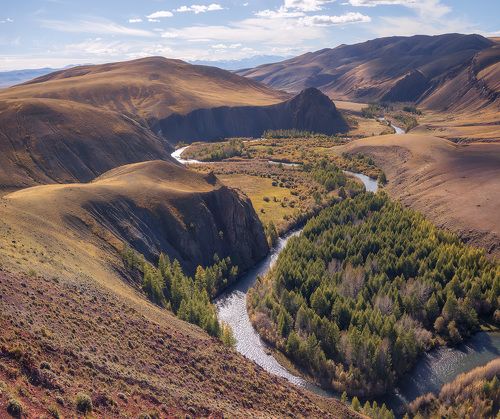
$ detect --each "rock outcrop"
[1,160,268,276]
[157,88,349,143]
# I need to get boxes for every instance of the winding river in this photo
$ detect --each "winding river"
[171,141,499,415]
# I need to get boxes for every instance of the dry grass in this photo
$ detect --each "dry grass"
[218,174,297,227]
[409,358,500,418]
[0,269,360,418]
[341,133,500,258]
[414,107,500,142]
[1,57,287,120]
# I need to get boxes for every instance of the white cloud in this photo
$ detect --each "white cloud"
[211,43,242,49]
[160,16,325,45]
[255,8,305,18]
[347,0,451,18]
[284,0,334,11]
[0,18,14,23]
[175,4,224,14]
[148,18,160,22]
[128,18,143,23]
[64,38,132,56]
[41,18,155,37]
[346,0,415,6]
[146,10,174,19]
[300,12,371,26]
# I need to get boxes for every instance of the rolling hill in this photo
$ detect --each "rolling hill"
[0,57,294,190]
[341,134,500,258]
[0,161,356,417]
[0,160,268,278]
[238,33,499,112]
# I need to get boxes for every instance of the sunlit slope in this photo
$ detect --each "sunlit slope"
[0,57,289,190]
[4,56,288,120]
[0,160,268,279]
[239,34,498,111]
[341,134,500,258]
[0,98,171,190]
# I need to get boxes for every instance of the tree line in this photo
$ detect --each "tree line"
[248,192,499,397]
[122,247,236,345]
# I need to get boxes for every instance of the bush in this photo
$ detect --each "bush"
[75,392,93,414]
[7,398,23,418]
[221,322,237,348]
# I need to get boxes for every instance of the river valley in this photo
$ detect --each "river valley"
[171,142,499,416]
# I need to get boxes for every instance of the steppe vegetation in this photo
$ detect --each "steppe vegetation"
[409,358,500,418]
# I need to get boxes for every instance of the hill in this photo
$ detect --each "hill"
[0,158,359,418]
[341,134,500,258]
[6,56,287,121]
[0,57,289,190]
[0,256,356,419]
[158,87,349,143]
[0,98,172,191]
[238,34,498,111]
[0,160,268,277]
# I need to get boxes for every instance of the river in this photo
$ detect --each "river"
[171,142,499,415]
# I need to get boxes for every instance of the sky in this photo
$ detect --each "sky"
[0,0,499,70]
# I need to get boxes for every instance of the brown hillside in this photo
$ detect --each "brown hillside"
[0,98,172,191]
[4,56,288,121]
[0,57,289,189]
[238,34,498,111]
[0,160,268,278]
[0,269,358,418]
[0,159,358,418]
[341,134,500,258]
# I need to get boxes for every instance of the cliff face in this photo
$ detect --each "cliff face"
[0,160,268,277]
[157,87,348,143]
[84,173,269,274]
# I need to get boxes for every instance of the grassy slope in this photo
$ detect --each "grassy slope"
[2,57,288,121]
[341,134,500,258]
[0,57,288,190]
[0,269,360,418]
[218,174,297,227]
[0,160,357,417]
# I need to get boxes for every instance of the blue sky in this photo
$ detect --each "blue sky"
[0,0,499,70]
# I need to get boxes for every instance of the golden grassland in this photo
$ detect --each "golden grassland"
[218,174,297,227]
[189,160,337,233]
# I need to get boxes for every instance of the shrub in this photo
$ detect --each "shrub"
[7,398,23,418]
[48,405,60,419]
[220,322,237,348]
[75,392,93,414]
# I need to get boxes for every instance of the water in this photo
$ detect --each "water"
[171,146,202,164]
[385,331,500,412]
[172,141,500,415]
[215,229,331,397]
[343,170,379,193]
[378,117,405,135]
[215,173,379,399]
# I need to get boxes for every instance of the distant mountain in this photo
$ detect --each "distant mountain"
[0,65,83,88]
[189,55,290,71]
[238,34,499,111]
